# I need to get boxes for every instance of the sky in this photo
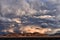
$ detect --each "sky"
[0,0,60,35]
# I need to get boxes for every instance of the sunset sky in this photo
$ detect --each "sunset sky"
[0,0,60,35]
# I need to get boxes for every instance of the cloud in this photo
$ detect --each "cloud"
[0,0,60,35]
[19,25,52,34]
[33,15,55,19]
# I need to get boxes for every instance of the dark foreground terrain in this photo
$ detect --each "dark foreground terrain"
[0,33,60,38]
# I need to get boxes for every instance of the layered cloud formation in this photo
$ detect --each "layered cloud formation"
[0,0,60,35]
